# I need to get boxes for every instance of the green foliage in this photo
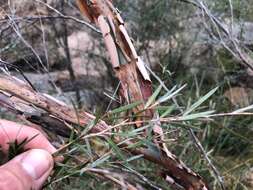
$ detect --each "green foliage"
[8,135,39,161]
[1,0,253,189]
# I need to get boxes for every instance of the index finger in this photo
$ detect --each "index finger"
[0,119,56,154]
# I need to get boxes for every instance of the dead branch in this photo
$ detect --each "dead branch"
[0,74,108,134]
[76,0,153,120]
[75,1,209,189]
[0,73,209,190]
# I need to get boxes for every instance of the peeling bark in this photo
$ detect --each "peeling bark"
[76,0,209,189]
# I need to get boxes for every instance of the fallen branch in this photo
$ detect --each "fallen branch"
[0,73,209,190]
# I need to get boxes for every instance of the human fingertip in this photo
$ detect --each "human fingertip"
[21,149,53,180]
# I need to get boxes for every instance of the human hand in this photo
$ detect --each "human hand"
[0,119,56,190]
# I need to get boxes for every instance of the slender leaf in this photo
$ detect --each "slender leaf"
[157,84,186,104]
[126,154,144,162]
[107,138,130,166]
[145,85,162,109]
[160,105,175,118]
[232,104,253,113]
[179,110,215,121]
[90,155,111,169]
[109,101,142,114]
[183,87,218,116]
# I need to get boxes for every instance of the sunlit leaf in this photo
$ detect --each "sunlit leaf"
[232,104,253,113]
[179,110,215,121]
[157,85,186,104]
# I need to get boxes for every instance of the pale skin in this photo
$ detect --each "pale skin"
[0,119,56,190]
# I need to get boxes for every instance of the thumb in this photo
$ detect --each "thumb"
[0,149,54,190]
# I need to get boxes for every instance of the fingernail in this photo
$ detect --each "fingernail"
[21,149,52,180]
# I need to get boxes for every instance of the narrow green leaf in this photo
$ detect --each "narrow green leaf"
[107,138,129,166]
[184,87,218,116]
[222,126,251,143]
[144,85,162,109]
[125,140,145,149]
[158,84,186,104]
[109,101,142,114]
[160,105,175,118]
[179,110,215,121]
[84,139,93,160]
[232,104,253,114]
[81,119,97,136]
[126,154,144,162]
[90,155,111,168]
[8,134,39,161]
[127,125,151,136]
